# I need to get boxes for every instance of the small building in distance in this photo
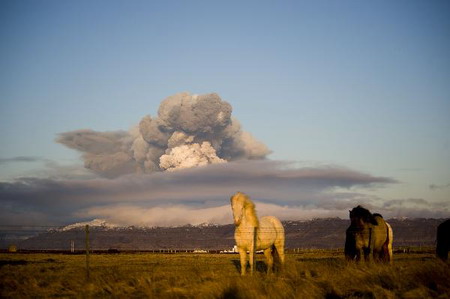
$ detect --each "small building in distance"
[8,244,17,253]
[220,245,238,254]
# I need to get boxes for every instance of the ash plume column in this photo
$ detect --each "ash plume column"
[56,92,270,177]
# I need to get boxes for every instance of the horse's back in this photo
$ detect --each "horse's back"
[260,216,284,232]
[374,215,388,231]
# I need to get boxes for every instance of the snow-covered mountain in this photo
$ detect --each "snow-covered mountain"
[58,219,222,231]
[59,219,118,231]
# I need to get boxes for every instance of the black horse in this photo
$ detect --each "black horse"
[436,219,450,261]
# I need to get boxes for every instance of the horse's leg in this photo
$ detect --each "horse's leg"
[380,249,386,263]
[249,248,255,275]
[368,251,373,263]
[443,243,449,261]
[278,241,285,265]
[381,241,388,262]
[357,248,364,262]
[274,238,285,272]
[380,247,387,263]
[250,227,256,275]
[388,241,393,264]
[374,249,382,263]
[446,244,449,261]
[368,228,374,263]
[381,241,391,264]
[264,248,273,275]
[238,248,247,275]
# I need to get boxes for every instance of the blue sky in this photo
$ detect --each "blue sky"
[0,0,449,225]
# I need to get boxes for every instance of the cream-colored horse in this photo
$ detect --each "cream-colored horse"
[230,192,285,275]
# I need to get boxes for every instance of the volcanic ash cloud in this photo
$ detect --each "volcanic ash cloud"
[57,92,270,176]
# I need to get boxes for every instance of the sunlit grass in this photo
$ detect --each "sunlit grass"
[1,251,449,298]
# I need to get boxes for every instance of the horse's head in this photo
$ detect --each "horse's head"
[230,192,249,226]
[349,205,377,226]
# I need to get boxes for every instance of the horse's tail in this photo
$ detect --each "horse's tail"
[384,222,393,264]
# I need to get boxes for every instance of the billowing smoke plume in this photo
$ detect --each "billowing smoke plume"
[57,92,270,176]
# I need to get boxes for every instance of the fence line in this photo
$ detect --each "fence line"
[0,223,439,253]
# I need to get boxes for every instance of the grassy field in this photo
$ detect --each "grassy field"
[1,250,449,298]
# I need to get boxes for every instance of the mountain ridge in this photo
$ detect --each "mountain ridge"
[12,217,445,251]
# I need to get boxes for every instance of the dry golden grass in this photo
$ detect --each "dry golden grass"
[1,250,449,298]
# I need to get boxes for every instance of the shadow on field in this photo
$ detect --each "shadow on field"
[231,259,268,274]
[296,257,341,263]
[394,256,435,262]
[219,285,241,299]
[0,260,29,267]
[0,258,57,268]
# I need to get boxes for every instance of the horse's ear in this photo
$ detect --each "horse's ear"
[230,192,238,203]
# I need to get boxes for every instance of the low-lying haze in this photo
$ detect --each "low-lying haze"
[1,158,447,227]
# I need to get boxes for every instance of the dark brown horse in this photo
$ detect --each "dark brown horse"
[345,206,393,263]
[436,219,450,261]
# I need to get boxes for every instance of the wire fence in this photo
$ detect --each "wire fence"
[0,222,439,254]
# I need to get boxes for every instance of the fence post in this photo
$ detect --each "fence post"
[85,225,90,280]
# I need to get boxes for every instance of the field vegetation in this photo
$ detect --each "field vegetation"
[1,250,449,298]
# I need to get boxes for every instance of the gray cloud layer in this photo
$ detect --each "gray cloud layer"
[0,160,426,227]
[0,156,46,164]
[56,92,270,177]
[429,183,450,190]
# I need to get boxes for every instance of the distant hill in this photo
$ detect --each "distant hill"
[14,218,446,251]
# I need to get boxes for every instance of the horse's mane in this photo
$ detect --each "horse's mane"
[350,205,371,218]
[237,192,259,228]
[350,205,378,225]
